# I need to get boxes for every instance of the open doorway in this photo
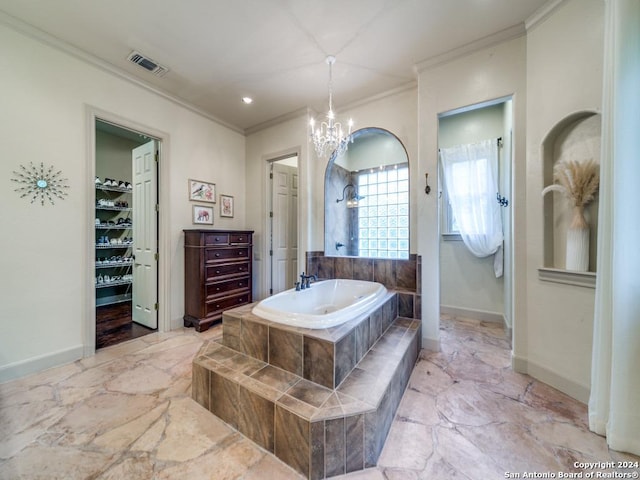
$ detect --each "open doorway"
[437,97,513,332]
[267,153,299,295]
[94,119,159,348]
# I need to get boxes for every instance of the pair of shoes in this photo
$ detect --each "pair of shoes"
[114,201,129,208]
[117,218,132,226]
[97,235,110,245]
[122,237,133,245]
[97,199,115,208]
[102,178,132,189]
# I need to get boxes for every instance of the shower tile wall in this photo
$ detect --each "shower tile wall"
[306,252,421,319]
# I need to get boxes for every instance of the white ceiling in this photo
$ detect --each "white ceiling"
[0,0,549,133]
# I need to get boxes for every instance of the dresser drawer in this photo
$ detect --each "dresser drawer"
[205,292,251,317]
[206,277,250,298]
[206,262,250,281]
[205,247,249,262]
[204,233,229,245]
[230,233,250,245]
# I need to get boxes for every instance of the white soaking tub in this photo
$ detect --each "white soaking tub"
[251,279,387,329]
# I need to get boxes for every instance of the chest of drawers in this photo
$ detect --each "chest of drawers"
[183,229,253,332]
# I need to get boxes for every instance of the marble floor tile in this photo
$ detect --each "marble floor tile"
[1,317,637,480]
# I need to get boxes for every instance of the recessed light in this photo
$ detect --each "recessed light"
[242,97,253,104]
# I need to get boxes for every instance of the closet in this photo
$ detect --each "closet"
[95,120,157,348]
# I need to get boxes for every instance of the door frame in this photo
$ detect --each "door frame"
[263,148,301,299]
[85,106,170,356]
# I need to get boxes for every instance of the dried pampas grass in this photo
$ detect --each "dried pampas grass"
[541,158,600,207]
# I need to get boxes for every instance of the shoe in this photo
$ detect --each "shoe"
[118,181,126,189]
[95,177,102,185]
[126,182,132,190]
[104,178,114,187]
[95,218,100,226]
[97,274,104,284]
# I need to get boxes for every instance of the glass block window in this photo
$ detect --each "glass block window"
[357,163,409,258]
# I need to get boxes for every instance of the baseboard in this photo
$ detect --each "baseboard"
[511,353,590,404]
[440,305,506,326]
[422,336,441,352]
[0,345,84,384]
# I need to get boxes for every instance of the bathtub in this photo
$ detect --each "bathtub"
[251,279,388,329]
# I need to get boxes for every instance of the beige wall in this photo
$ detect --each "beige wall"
[0,23,246,381]
[521,0,604,402]
[417,34,528,351]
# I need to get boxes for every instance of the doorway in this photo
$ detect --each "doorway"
[268,154,299,295]
[94,119,159,348]
[437,97,514,332]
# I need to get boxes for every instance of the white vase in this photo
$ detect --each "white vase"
[566,206,589,271]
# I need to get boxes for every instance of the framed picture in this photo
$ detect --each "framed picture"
[189,179,216,203]
[220,194,234,217]
[192,205,214,225]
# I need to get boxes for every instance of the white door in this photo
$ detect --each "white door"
[271,162,298,293]
[132,140,158,329]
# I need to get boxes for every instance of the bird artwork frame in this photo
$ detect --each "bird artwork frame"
[188,179,216,203]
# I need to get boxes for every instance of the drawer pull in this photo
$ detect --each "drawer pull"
[215,253,220,258]
[215,237,220,241]
[238,282,244,287]
[216,304,220,309]
[215,270,220,274]
[238,237,244,241]
[238,298,244,303]
[238,251,244,255]
[216,287,220,291]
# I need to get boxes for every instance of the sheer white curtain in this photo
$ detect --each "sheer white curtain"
[440,138,504,277]
[589,0,640,456]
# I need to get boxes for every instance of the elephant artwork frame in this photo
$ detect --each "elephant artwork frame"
[192,205,214,225]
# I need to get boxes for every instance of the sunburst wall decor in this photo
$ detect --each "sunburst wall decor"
[11,162,69,206]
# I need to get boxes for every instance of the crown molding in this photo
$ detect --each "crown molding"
[339,81,418,113]
[0,10,244,135]
[245,82,418,136]
[525,0,568,31]
[414,23,526,73]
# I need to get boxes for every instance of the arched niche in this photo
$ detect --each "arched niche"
[324,127,409,258]
[541,111,601,280]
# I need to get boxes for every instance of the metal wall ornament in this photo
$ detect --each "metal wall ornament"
[11,162,70,206]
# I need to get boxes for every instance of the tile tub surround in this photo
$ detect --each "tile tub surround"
[220,292,398,389]
[192,316,421,479]
[306,252,421,319]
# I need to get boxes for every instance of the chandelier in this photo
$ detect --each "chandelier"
[309,55,353,159]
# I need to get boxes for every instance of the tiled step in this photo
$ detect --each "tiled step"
[192,316,420,479]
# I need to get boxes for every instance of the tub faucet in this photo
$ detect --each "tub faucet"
[300,272,317,289]
[299,272,317,290]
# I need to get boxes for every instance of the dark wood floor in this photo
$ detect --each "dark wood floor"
[96,302,156,349]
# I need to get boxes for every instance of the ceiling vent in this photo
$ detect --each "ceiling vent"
[127,51,169,77]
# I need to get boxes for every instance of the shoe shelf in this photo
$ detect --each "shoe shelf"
[96,185,132,194]
[96,279,132,289]
[96,293,132,307]
[95,175,134,308]
[96,206,132,212]
[95,262,133,269]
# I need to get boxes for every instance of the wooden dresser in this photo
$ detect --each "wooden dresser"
[183,229,253,332]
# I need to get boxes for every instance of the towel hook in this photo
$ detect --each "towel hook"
[424,173,431,195]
